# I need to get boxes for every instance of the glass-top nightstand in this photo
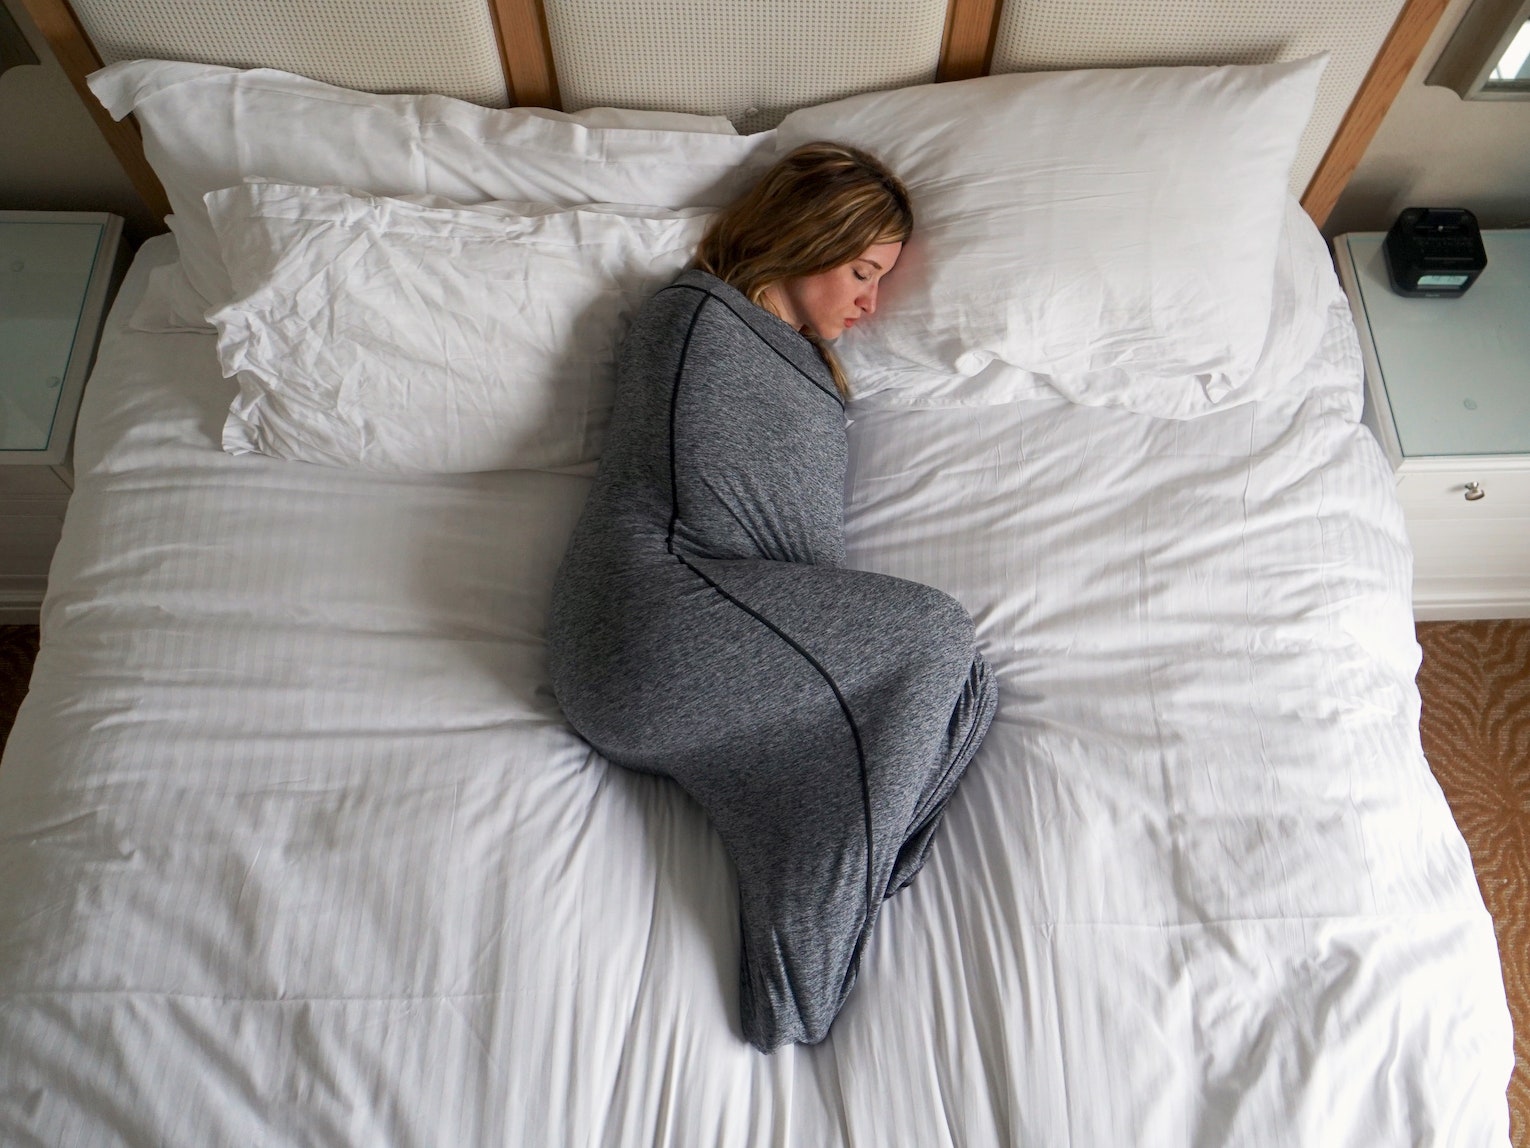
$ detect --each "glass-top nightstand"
[1334,229,1530,620]
[1,212,128,466]
[1,211,129,623]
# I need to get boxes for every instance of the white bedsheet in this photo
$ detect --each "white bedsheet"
[0,235,1512,1146]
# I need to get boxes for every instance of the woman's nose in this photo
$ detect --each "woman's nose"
[859,282,878,314]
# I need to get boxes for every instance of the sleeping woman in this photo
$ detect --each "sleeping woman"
[547,142,998,1052]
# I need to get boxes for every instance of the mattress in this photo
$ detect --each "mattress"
[0,230,1513,1145]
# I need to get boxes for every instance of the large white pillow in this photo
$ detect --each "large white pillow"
[87,60,772,329]
[775,59,1327,417]
[206,181,711,473]
[847,195,1344,415]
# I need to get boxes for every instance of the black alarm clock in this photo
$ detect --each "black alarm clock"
[1382,207,1488,298]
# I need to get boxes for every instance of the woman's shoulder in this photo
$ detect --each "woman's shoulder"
[644,270,836,395]
[650,270,768,337]
[660,268,746,310]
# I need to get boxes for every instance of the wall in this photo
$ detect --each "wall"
[0,0,157,241]
[1325,0,1530,236]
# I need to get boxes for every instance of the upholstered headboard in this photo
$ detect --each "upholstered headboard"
[16,0,1453,227]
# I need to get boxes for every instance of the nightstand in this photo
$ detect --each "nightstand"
[1334,229,1530,620]
[1,211,129,623]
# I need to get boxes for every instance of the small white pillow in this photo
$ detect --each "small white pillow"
[206,182,710,472]
[88,60,772,330]
[775,58,1327,417]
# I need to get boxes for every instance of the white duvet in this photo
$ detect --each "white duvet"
[0,232,1512,1146]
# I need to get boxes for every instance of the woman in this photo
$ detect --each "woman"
[547,143,997,1052]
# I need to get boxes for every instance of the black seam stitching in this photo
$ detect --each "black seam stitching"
[660,282,843,406]
[674,552,879,929]
[665,294,712,557]
[661,291,877,948]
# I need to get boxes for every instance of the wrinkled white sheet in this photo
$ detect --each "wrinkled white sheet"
[0,235,1512,1146]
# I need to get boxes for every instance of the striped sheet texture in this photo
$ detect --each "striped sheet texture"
[0,234,1512,1146]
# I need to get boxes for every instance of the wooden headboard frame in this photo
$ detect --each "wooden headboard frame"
[16,0,1452,231]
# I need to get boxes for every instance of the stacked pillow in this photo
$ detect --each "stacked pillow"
[90,54,1328,472]
[89,60,766,470]
[88,61,771,332]
[207,183,709,471]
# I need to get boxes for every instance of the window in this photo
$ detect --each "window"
[1428,0,1530,98]
[1489,17,1530,82]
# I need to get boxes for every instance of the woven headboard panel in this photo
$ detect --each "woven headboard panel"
[16,0,1453,227]
[67,0,509,104]
[544,0,949,134]
[991,0,1408,196]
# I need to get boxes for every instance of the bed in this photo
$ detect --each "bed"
[0,1,1517,1144]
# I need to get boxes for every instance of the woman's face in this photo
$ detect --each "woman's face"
[768,241,903,340]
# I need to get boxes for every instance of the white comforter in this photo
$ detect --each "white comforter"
[0,234,1512,1146]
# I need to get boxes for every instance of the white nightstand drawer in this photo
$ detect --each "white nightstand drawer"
[0,466,71,497]
[1394,465,1530,520]
[1407,516,1530,620]
[0,514,66,575]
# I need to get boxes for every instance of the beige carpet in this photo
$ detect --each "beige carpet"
[0,621,1525,1139]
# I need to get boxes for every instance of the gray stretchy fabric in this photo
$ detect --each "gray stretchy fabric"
[547,269,998,1052]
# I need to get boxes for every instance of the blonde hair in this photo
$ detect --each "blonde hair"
[694,142,913,398]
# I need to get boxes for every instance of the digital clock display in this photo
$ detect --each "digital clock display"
[1417,274,1470,287]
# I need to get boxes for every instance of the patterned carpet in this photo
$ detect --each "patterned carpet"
[0,625,39,758]
[0,620,1525,1139]
[1417,620,1530,1145]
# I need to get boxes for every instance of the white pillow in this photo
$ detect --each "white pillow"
[775,58,1327,417]
[848,195,1342,414]
[547,107,739,133]
[87,60,772,329]
[206,181,711,473]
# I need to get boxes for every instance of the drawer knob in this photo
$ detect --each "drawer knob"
[1464,481,1486,502]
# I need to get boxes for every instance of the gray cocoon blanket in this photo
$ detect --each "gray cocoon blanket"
[548,270,997,1051]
